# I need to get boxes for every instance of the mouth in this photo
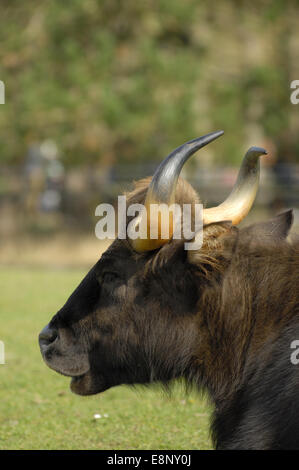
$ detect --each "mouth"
[42,353,89,378]
[42,357,97,395]
[40,345,109,396]
[40,343,90,380]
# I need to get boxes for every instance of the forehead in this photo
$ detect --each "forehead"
[96,239,141,273]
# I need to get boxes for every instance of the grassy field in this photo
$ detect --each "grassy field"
[0,266,212,450]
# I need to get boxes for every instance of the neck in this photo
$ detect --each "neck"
[196,243,298,405]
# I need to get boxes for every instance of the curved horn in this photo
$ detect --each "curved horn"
[129,130,224,252]
[203,146,267,226]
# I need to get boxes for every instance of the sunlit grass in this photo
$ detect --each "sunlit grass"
[0,267,212,450]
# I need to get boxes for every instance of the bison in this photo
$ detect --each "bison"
[39,131,299,449]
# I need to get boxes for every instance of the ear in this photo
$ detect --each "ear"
[240,210,293,248]
[187,222,238,282]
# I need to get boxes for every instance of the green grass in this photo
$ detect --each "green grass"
[0,267,212,450]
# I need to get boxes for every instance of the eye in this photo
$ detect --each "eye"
[101,272,120,284]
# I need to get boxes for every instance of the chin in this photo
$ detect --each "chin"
[70,370,110,396]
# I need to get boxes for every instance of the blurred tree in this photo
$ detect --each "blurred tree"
[0,0,298,167]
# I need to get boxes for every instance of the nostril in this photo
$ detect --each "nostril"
[39,324,58,346]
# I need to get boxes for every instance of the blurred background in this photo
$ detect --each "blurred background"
[0,0,298,266]
[0,0,299,451]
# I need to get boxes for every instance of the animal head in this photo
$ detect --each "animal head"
[39,131,293,397]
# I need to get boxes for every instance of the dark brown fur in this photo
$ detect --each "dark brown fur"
[39,177,299,449]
